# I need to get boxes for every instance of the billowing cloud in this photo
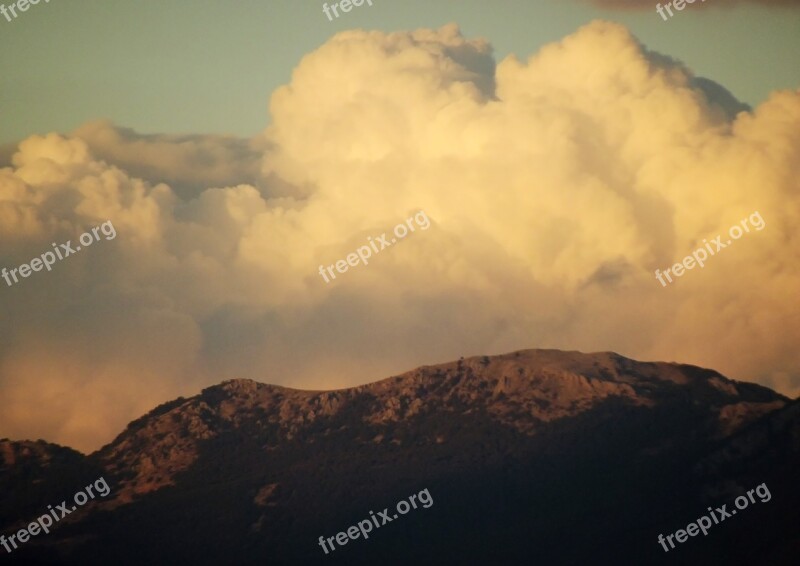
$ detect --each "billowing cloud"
[71,120,268,200]
[1,21,798,453]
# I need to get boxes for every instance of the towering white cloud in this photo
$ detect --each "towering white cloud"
[1,21,798,452]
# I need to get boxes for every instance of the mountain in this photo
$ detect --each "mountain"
[1,349,797,565]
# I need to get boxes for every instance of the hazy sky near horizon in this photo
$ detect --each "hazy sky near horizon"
[1,1,799,453]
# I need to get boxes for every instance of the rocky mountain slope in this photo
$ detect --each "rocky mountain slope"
[1,349,797,565]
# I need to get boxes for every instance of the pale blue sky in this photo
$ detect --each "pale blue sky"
[0,0,798,144]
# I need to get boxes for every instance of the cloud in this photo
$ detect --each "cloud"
[71,120,268,200]
[1,21,799,452]
[583,0,800,8]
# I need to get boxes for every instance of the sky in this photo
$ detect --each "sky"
[0,0,799,453]
[1,0,798,144]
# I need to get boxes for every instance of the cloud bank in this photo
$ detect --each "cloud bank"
[1,21,798,452]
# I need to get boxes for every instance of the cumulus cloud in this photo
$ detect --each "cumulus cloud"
[1,21,798,453]
[71,120,269,200]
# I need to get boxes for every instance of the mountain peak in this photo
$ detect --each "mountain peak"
[86,349,785,503]
[3,349,796,565]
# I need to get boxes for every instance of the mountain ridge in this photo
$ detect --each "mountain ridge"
[1,348,797,565]
[86,349,787,498]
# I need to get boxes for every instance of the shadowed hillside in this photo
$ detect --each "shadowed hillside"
[1,350,797,565]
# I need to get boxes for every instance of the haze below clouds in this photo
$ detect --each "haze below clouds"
[0,21,798,453]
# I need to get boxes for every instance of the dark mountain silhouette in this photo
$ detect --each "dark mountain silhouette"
[1,349,797,565]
